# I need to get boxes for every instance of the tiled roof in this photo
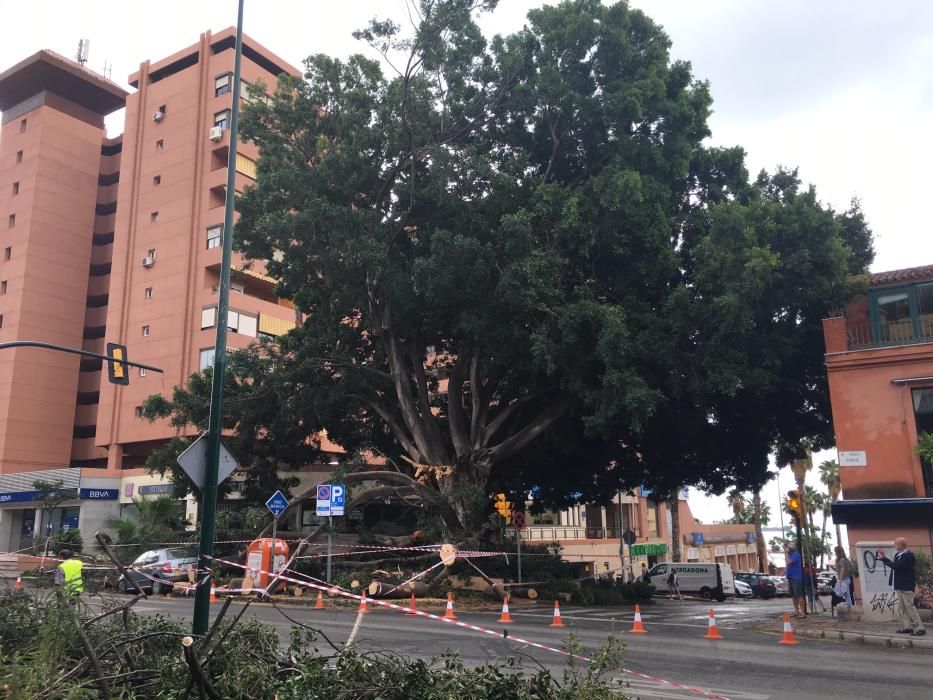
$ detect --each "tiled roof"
[869,264,933,287]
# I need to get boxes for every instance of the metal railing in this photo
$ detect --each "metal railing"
[847,318,933,351]
[521,526,623,541]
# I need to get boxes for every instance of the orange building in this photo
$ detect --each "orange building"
[823,264,933,553]
[0,30,304,551]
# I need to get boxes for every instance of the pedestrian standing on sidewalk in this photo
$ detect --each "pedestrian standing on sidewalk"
[878,538,926,637]
[667,569,683,600]
[785,542,805,617]
[833,546,854,606]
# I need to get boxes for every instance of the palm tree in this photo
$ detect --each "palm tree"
[726,490,746,521]
[104,496,189,560]
[751,490,767,573]
[669,488,682,562]
[819,460,842,546]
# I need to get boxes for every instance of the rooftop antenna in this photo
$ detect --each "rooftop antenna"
[76,39,89,65]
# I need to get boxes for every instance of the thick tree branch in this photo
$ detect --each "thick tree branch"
[469,359,495,449]
[408,340,448,460]
[381,305,440,463]
[356,394,420,459]
[481,386,558,447]
[488,397,572,463]
[446,354,472,458]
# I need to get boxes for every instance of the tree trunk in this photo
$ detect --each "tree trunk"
[669,489,682,562]
[752,491,767,573]
[820,509,829,570]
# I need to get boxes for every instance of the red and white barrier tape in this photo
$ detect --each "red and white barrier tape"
[207,555,730,700]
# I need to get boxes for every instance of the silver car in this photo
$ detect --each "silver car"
[117,547,199,594]
[768,576,789,597]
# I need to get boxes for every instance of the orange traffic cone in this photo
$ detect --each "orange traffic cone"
[443,592,457,620]
[778,614,799,645]
[357,591,369,614]
[210,587,218,603]
[497,594,513,623]
[629,604,647,633]
[549,599,566,628]
[13,576,24,591]
[405,590,418,616]
[704,608,722,639]
[315,590,326,610]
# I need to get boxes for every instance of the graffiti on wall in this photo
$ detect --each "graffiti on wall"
[856,543,896,619]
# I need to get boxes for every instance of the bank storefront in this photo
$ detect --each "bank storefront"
[0,468,121,552]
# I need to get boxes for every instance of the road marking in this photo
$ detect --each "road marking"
[627,678,770,700]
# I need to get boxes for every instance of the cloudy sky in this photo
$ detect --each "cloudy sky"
[2,0,928,531]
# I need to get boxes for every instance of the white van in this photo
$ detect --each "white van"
[645,562,735,602]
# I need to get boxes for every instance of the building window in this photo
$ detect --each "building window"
[241,81,252,103]
[158,104,166,115]
[15,150,23,163]
[215,73,231,96]
[150,211,158,223]
[12,182,19,196]
[3,248,10,261]
[7,214,13,228]
[238,313,257,337]
[914,388,933,496]
[869,283,933,344]
[0,281,6,295]
[156,139,164,151]
[199,348,216,370]
[147,248,156,259]
[231,282,244,295]
[206,225,222,249]
[139,367,147,377]
[214,110,230,131]
[142,325,150,337]
[19,119,27,133]
[0,314,4,329]
[153,175,161,186]
[201,306,216,329]
[145,287,153,299]
[646,501,660,537]
[135,406,144,418]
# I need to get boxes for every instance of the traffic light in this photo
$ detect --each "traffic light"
[106,342,129,385]
[494,493,512,524]
[786,489,803,528]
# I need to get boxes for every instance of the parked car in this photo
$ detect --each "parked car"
[768,576,789,597]
[816,574,834,596]
[645,562,736,602]
[734,579,753,598]
[117,547,199,594]
[735,572,777,599]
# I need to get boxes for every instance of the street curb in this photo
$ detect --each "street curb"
[789,626,931,650]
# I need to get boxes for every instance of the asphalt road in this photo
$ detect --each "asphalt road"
[93,593,932,700]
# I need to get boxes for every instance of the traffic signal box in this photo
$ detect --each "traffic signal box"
[106,343,129,385]
[786,489,803,528]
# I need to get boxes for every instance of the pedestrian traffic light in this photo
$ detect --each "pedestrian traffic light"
[106,342,129,385]
[786,489,803,528]
[494,493,512,523]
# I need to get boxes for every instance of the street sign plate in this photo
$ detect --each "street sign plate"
[316,483,346,516]
[622,529,636,546]
[512,511,525,531]
[266,490,289,519]
[176,434,239,490]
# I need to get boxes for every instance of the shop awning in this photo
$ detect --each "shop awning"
[831,498,933,525]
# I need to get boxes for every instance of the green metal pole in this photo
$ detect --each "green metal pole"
[192,0,245,636]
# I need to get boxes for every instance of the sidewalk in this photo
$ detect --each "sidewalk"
[753,607,933,650]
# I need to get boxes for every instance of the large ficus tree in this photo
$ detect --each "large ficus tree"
[230,0,714,528]
[147,0,873,536]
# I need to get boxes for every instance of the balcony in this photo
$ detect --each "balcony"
[522,526,623,541]
[846,317,933,351]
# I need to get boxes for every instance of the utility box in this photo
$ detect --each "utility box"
[245,538,289,590]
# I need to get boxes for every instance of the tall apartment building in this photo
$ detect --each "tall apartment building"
[0,29,303,552]
[823,265,933,554]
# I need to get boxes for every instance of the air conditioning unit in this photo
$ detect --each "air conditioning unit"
[141,255,155,268]
[152,111,164,122]
[209,126,223,142]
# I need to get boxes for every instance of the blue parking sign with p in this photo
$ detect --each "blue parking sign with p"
[316,483,345,516]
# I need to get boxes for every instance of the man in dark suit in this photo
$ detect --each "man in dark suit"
[878,538,926,637]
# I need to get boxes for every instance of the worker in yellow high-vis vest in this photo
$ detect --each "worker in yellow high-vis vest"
[54,549,84,596]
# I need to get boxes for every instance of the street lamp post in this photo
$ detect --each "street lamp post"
[192,0,245,636]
